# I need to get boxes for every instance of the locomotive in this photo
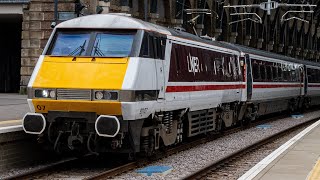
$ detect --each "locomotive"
[22,14,320,156]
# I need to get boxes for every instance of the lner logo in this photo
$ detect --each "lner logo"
[187,53,201,74]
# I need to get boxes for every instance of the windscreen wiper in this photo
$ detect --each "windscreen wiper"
[68,40,87,56]
[93,39,105,56]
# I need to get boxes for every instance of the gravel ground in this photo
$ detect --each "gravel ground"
[116,110,320,180]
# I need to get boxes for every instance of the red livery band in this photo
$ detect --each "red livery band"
[166,84,303,92]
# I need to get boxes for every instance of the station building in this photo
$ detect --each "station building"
[0,0,319,93]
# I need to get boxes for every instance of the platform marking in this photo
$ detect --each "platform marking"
[136,166,172,176]
[238,119,320,180]
[0,119,21,125]
[307,157,320,180]
[0,125,23,134]
[256,124,272,129]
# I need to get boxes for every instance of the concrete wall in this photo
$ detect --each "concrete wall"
[0,4,24,14]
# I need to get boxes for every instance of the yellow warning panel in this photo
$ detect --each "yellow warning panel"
[308,158,320,180]
[33,56,129,90]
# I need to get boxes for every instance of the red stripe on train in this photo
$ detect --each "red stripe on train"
[166,84,245,92]
[253,84,302,88]
[166,83,302,92]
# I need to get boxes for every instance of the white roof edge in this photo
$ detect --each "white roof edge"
[56,14,171,35]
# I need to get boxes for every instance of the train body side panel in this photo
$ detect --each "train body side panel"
[251,82,302,102]
[121,57,158,120]
[248,55,303,103]
[162,39,243,112]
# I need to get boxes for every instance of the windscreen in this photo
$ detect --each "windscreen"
[48,30,136,57]
[92,33,134,57]
[50,33,90,56]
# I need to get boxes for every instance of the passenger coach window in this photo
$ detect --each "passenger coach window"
[49,32,90,56]
[260,64,266,81]
[272,66,278,81]
[253,63,260,80]
[215,58,224,79]
[278,67,283,81]
[91,33,134,57]
[266,66,272,81]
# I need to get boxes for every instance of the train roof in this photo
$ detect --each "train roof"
[226,43,320,67]
[56,14,320,68]
[56,14,171,35]
[167,28,242,52]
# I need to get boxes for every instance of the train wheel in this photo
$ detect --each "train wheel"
[216,118,224,133]
[241,117,251,127]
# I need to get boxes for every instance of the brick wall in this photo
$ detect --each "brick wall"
[20,0,76,93]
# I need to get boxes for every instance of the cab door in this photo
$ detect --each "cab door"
[303,65,307,96]
[153,35,166,100]
[245,54,253,101]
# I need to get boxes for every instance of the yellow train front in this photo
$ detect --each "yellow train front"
[23,14,170,154]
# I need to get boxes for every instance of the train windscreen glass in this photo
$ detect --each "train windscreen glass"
[50,33,90,56]
[91,33,134,57]
[48,30,135,57]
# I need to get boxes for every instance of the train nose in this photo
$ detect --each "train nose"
[95,115,120,137]
[22,113,46,134]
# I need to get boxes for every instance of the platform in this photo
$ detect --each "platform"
[0,93,28,126]
[239,119,320,180]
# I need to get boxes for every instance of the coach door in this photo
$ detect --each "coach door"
[245,54,253,100]
[153,35,166,100]
[303,65,307,95]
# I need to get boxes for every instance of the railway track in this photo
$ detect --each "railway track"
[85,114,289,180]
[6,112,313,179]
[182,117,318,180]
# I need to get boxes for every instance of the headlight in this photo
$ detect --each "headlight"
[49,90,56,98]
[95,91,104,100]
[34,89,56,99]
[94,90,118,101]
[42,90,49,98]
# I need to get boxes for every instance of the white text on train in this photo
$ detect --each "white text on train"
[187,53,201,74]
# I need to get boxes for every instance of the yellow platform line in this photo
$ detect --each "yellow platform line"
[308,158,320,180]
[0,119,22,125]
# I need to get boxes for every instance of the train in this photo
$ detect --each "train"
[22,13,320,156]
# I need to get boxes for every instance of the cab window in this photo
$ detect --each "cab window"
[47,30,136,57]
[91,33,134,57]
[49,32,90,56]
[140,31,166,60]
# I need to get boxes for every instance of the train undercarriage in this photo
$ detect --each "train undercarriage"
[26,96,309,158]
